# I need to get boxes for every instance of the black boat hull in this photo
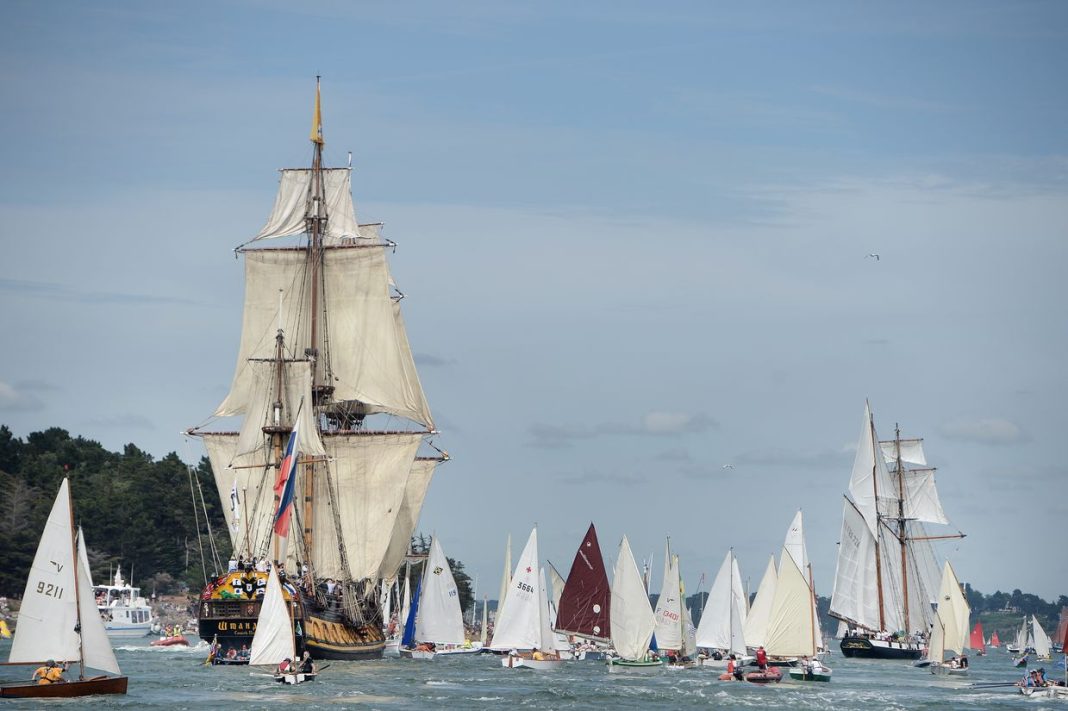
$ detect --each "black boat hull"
[840,635,922,660]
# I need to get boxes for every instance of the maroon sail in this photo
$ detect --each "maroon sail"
[554,523,611,641]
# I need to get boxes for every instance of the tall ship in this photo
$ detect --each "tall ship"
[188,80,445,661]
[829,402,963,660]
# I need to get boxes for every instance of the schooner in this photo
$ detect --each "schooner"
[829,402,963,659]
[188,80,445,661]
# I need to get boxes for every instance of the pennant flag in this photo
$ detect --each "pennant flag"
[273,421,301,537]
[229,478,240,532]
[310,78,324,146]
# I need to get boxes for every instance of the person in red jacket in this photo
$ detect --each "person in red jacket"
[756,646,768,670]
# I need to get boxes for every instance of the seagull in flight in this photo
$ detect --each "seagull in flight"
[866,253,880,261]
[722,464,735,470]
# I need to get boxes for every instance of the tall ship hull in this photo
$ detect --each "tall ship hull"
[839,634,922,659]
[189,80,444,662]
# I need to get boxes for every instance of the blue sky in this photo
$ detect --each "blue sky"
[1,1,1066,602]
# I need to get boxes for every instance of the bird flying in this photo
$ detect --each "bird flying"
[866,253,880,261]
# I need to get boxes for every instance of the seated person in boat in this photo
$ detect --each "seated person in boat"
[298,651,314,674]
[277,658,293,674]
[238,644,250,660]
[32,660,67,685]
[810,657,826,674]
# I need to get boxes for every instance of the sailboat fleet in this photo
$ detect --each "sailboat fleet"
[8,82,1063,702]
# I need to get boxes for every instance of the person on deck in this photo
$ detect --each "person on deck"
[32,660,66,684]
[299,651,314,674]
[756,645,768,670]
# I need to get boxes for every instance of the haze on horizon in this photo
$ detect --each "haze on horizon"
[1,1,1065,602]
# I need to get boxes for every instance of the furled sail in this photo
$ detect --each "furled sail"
[310,433,423,581]
[254,168,361,243]
[378,457,439,579]
[216,247,433,429]
[555,523,611,641]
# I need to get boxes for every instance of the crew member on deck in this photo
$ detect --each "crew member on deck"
[32,660,66,684]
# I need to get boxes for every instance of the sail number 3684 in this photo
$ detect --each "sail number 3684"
[37,581,64,599]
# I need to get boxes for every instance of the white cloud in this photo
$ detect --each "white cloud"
[0,381,46,412]
[939,418,1026,445]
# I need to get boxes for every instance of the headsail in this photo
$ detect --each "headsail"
[610,535,656,662]
[249,566,295,666]
[490,528,543,651]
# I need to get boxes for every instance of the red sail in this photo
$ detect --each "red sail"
[554,523,611,641]
[969,622,985,650]
[990,630,1000,647]
[1057,607,1068,650]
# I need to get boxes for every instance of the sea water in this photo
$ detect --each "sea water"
[0,637,1050,710]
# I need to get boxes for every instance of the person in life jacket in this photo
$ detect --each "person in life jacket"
[33,660,66,684]
[277,658,293,674]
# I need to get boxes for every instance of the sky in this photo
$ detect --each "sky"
[1,1,1066,603]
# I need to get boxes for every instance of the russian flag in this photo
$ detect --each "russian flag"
[273,421,300,538]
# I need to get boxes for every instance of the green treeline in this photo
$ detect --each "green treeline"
[0,425,227,598]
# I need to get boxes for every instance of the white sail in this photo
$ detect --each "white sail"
[546,563,571,653]
[744,554,778,648]
[491,528,542,651]
[204,434,273,554]
[879,438,927,467]
[9,479,80,664]
[695,550,746,654]
[310,433,423,581]
[764,547,818,658]
[548,563,566,612]
[230,360,325,459]
[415,537,465,645]
[217,247,433,428]
[610,535,656,662]
[497,534,511,624]
[537,567,556,653]
[378,458,439,579]
[901,469,949,525]
[848,403,897,536]
[1033,616,1052,658]
[928,561,969,662]
[1014,618,1028,651]
[732,556,748,620]
[829,497,883,631]
[653,541,683,650]
[400,573,412,631]
[254,168,361,243]
[249,566,295,666]
[680,594,698,659]
[783,510,808,569]
[76,529,121,674]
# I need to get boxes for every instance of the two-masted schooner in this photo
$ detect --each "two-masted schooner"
[829,402,963,659]
[188,80,445,661]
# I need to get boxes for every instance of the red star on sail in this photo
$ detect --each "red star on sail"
[526,566,532,573]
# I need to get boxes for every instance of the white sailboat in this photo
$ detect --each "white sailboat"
[695,549,748,668]
[401,536,481,659]
[1,479,127,699]
[249,566,315,684]
[831,403,960,660]
[926,561,971,676]
[1032,616,1053,661]
[743,555,778,651]
[492,528,562,670]
[607,535,661,672]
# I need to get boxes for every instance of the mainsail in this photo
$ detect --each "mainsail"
[610,535,656,662]
[653,540,683,651]
[555,523,611,642]
[695,549,747,655]
[743,554,778,649]
[927,561,969,663]
[414,536,465,646]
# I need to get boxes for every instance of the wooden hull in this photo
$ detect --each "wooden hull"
[303,613,385,660]
[840,634,922,660]
[1,676,128,698]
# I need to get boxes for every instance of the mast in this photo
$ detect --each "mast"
[304,76,326,567]
[66,483,85,680]
[868,406,886,631]
[894,423,910,633]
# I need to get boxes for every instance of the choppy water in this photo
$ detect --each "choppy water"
[0,637,1058,710]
